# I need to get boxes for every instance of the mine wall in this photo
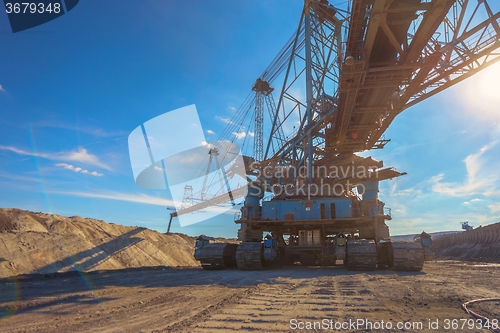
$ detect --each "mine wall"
[433,222,500,260]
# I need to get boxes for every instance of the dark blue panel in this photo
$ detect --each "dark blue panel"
[63,0,78,12]
[4,0,65,33]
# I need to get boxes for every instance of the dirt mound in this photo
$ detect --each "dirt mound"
[0,208,199,278]
[433,222,500,259]
[0,210,15,231]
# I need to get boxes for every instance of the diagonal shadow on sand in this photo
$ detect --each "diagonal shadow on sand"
[33,227,146,274]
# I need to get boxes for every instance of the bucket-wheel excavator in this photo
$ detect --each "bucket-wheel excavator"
[182,0,500,271]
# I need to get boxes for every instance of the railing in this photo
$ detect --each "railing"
[235,208,363,221]
[235,212,269,221]
[234,203,396,221]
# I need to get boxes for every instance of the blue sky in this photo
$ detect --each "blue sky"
[0,1,499,238]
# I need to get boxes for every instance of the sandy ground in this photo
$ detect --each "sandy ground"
[0,260,499,333]
[0,209,199,278]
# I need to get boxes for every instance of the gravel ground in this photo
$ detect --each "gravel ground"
[0,260,499,333]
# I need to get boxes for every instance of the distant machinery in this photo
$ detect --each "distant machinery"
[462,221,474,231]
[180,0,500,271]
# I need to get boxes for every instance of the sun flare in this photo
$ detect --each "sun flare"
[460,61,500,121]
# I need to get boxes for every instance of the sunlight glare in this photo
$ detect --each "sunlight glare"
[460,61,500,122]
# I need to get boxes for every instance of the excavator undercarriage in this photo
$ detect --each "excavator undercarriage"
[195,232,432,272]
[195,179,433,272]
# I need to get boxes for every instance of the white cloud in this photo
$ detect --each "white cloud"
[248,131,255,137]
[201,141,214,149]
[51,190,177,207]
[431,141,499,197]
[389,202,407,215]
[215,116,234,125]
[0,170,41,183]
[232,131,246,139]
[228,106,236,112]
[32,120,126,138]
[63,147,111,170]
[0,145,112,171]
[206,129,215,135]
[376,141,500,234]
[488,203,500,214]
[388,182,422,197]
[463,198,482,205]
[55,163,104,177]
[0,85,5,92]
[387,210,492,234]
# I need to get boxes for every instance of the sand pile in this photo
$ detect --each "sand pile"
[433,222,500,259]
[0,208,199,278]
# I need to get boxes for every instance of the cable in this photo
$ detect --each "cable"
[462,298,500,333]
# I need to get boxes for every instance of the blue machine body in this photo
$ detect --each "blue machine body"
[194,240,204,257]
[261,197,353,220]
[263,238,278,260]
